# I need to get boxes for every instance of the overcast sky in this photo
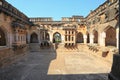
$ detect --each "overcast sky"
[6,0,106,20]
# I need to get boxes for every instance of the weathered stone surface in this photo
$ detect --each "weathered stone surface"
[109,54,120,80]
[0,46,29,67]
[0,48,112,80]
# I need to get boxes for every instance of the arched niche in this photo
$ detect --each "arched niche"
[105,27,116,46]
[30,32,38,43]
[76,32,83,43]
[53,32,61,43]
[0,28,6,46]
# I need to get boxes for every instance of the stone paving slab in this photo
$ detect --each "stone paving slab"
[0,49,112,80]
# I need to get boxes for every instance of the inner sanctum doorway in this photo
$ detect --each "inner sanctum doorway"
[0,28,6,46]
[53,32,61,43]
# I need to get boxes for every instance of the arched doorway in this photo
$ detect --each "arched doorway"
[76,32,83,43]
[53,32,61,43]
[30,32,38,43]
[93,30,98,43]
[0,28,6,46]
[105,27,116,46]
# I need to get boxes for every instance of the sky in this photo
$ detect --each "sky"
[6,0,106,20]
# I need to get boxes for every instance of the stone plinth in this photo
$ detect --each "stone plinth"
[108,54,120,80]
[0,45,29,67]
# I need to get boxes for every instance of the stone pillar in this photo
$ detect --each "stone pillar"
[38,34,41,44]
[9,33,13,48]
[43,30,45,40]
[61,34,64,43]
[27,32,30,43]
[99,32,106,46]
[67,35,68,41]
[67,30,69,34]
[50,33,53,43]
[83,34,87,44]
[19,35,21,44]
[16,32,19,43]
[116,28,119,49]
[90,34,94,44]
[98,32,100,45]
[74,31,76,44]
[24,35,26,44]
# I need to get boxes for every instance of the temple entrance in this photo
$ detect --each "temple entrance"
[93,30,98,43]
[105,27,116,46]
[0,28,6,46]
[30,32,38,43]
[53,32,61,43]
[76,32,83,43]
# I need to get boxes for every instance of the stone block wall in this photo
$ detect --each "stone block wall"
[0,45,29,67]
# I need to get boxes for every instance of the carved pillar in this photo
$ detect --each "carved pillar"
[16,32,19,43]
[27,32,30,44]
[83,34,87,44]
[38,32,41,44]
[43,30,45,40]
[99,32,106,46]
[50,33,53,43]
[14,30,19,44]
[61,34,64,43]
[67,35,68,41]
[90,33,94,44]
[74,31,76,44]
[67,30,69,34]
[9,33,13,48]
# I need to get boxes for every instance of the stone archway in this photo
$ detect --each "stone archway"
[76,32,83,43]
[30,32,38,43]
[0,28,6,46]
[105,27,116,46]
[53,32,61,43]
[93,30,98,43]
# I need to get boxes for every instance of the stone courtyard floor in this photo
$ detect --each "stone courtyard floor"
[0,48,112,80]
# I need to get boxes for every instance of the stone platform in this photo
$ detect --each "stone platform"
[0,48,112,80]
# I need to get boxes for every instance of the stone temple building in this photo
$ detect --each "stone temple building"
[0,0,119,80]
